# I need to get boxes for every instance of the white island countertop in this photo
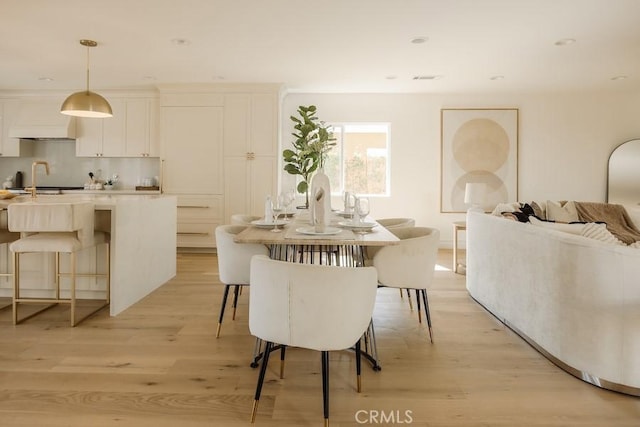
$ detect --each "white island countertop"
[1,193,177,316]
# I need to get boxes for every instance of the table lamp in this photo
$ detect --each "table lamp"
[464,183,486,212]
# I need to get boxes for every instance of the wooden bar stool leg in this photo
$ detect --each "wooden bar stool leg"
[12,252,19,325]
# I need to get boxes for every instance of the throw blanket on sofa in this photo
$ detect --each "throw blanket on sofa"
[575,202,640,244]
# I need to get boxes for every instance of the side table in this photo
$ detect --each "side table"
[452,221,467,274]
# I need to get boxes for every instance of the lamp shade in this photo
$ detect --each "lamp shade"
[60,91,113,118]
[464,182,486,206]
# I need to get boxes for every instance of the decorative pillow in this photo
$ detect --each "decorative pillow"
[581,222,625,246]
[546,200,579,222]
[529,216,586,234]
[530,201,545,219]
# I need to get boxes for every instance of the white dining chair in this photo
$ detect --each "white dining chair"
[249,255,378,425]
[230,214,261,226]
[8,202,110,326]
[371,217,417,306]
[214,225,269,338]
[372,226,439,342]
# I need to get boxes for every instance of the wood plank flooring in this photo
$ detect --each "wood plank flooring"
[0,250,638,426]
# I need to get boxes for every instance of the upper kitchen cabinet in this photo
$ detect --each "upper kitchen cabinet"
[0,100,37,157]
[160,93,224,194]
[76,97,158,157]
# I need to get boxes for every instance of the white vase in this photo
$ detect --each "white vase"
[309,168,332,231]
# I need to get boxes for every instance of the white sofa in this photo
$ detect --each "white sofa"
[466,209,640,396]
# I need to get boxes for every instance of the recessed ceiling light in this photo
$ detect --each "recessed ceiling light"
[413,75,442,80]
[410,36,428,44]
[385,75,397,80]
[38,77,53,82]
[554,38,576,46]
[142,75,157,80]
[611,75,628,81]
[171,38,191,46]
[490,75,505,81]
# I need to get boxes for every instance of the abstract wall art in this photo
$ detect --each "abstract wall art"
[440,108,519,213]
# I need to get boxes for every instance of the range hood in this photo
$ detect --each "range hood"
[8,102,76,140]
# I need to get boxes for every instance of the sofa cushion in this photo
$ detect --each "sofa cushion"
[546,200,579,222]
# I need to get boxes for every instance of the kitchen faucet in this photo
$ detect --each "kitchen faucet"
[25,161,50,199]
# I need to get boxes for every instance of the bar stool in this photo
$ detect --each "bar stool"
[0,224,20,310]
[8,202,110,326]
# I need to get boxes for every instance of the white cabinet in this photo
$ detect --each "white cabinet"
[175,195,223,248]
[0,101,34,157]
[223,93,278,222]
[76,98,158,157]
[160,105,223,194]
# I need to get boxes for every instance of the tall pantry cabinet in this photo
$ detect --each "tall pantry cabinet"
[223,93,278,224]
[159,85,279,249]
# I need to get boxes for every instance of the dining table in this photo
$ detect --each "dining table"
[234,210,400,370]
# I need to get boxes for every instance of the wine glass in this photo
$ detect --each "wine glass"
[281,190,295,219]
[271,197,283,233]
[356,197,370,224]
[344,192,356,217]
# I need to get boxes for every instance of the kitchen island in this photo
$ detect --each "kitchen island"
[1,194,177,316]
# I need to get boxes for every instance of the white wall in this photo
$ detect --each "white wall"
[281,90,640,246]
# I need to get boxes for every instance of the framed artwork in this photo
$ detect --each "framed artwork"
[440,108,518,213]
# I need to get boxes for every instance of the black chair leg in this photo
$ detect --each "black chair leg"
[232,285,241,320]
[421,289,433,343]
[280,345,286,379]
[415,289,422,323]
[216,285,231,338]
[406,288,414,310]
[251,341,273,423]
[321,351,330,426]
[355,339,362,393]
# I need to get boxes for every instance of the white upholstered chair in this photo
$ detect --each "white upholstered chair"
[371,217,416,304]
[230,214,261,226]
[8,202,110,326]
[214,225,269,338]
[249,255,378,425]
[373,226,439,342]
[375,217,416,229]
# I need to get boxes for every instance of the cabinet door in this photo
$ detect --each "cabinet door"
[224,155,276,222]
[75,118,104,157]
[124,99,150,157]
[101,99,126,156]
[161,106,223,194]
[0,102,32,157]
[223,94,250,157]
[251,93,277,156]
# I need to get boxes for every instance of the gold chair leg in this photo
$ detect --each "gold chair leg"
[250,400,259,423]
[12,251,18,325]
[70,252,76,327]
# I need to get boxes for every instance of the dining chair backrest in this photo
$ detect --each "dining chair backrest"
[373,226,439,290]
[376,217,416,229]
[8,202,96,249]
[215,225,269,285]
[230,214,261,226]
[249,255,378,351]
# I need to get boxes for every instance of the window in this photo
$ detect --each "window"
[324,123,390,196]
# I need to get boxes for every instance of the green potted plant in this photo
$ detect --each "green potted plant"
[283,105,336,208]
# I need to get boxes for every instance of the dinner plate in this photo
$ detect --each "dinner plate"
[295,226,342,236]
[335,210,355,218]
[338,221,377,231]
[251,219,288,228]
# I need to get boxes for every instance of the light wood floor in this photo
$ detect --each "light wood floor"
[0,250,638,426]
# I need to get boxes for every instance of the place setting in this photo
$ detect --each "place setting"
[336,195,378,234]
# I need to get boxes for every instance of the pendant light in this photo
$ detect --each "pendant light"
[60,39,113,118]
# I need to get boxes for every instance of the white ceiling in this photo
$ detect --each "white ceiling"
[1,0,640,94]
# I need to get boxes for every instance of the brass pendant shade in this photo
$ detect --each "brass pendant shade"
[60,39,113,118]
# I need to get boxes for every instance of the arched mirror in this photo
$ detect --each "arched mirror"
[607,138,640,205]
